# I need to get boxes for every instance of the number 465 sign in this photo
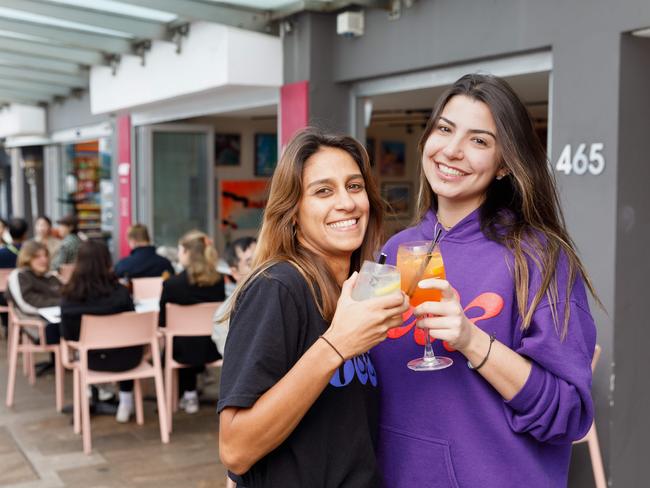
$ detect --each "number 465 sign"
[555,143,605,175]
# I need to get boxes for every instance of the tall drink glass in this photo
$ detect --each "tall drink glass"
[396,241,453,371]
[352,260,401,301]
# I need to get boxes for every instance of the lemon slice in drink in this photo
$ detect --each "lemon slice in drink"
[374,280,401,296]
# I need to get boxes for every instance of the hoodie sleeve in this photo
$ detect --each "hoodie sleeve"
[503,276,597,444]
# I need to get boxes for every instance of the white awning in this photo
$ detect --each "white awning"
[90,21,282,116]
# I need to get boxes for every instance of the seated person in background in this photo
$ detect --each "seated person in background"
[0,218,28,268]
[212,237,257,356]
[159,230,225,414]
[0,217,28,331]
[6,241,62,344]
[34,216,61,262]
[51,215,81,271]
[0,217,10,245]
[114,224,174,280]
[60,240,143,424]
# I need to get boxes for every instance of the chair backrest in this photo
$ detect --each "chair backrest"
[58,263,75,284]
[0,267,13,292]
[79,311,157,349]
[132,277,163,301]
[165,302,221,335]
[591,344,601,373]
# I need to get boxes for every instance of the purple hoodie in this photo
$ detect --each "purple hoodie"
[371,209,596,488]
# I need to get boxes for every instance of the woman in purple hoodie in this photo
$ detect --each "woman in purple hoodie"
[372,74,599,488]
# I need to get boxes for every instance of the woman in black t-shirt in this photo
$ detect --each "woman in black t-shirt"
[218,128,410,488]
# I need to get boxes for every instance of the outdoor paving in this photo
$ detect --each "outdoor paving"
[0,340,229,487]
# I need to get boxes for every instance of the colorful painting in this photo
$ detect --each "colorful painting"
[215,133,241,166]
[221,180,269,231]
[381,182,412,218]
[380,140,406,177]
[255,133,278,176]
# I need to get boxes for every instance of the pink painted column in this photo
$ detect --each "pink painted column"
[116,115,132,258]
[280,80,309,148]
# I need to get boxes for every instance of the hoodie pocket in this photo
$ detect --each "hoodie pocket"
[377,425,460,488]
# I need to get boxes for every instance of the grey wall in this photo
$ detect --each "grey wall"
[292,0,650,485]
[612,34,650,487]
[283,13,349,133]
[47,91,109,133]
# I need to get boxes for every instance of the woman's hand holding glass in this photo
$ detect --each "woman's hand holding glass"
[413,278,476,351]
[324,272,410,360]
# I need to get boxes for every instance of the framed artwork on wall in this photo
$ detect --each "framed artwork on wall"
[379,140,406,176]
[254,133,278,176]
[221,180,269,231]
[381,181,412,218]
[215,133,241,166]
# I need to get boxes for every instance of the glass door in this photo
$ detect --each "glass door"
[136,124,214,248]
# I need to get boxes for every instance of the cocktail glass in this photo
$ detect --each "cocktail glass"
[396,241,453,371]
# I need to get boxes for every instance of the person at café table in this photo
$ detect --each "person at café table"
[60,240,142,423]
[114,224,174,281]
[6,241,62,345]
[158,230,225,415]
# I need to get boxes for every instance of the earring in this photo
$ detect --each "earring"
[496,174,504,181]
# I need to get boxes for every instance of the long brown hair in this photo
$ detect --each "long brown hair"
[62,240,118,301]
[230,128,383,322]
[179,230,220,286]
[416,74,600,338]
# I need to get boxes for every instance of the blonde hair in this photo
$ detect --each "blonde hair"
[179,230,220,286]
[227,128,384,322]
[17,241,48,269]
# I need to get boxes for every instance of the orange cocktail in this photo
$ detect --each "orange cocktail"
[395,240,453,371]
[397,248,445,306]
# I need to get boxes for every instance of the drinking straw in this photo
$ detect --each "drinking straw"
[405,227,443,297]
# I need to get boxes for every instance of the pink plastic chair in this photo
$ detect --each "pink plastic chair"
[573,344,606,488]
[66,311,169,454]
[5,303,64,412]
[132,277,164,302]
[161,302,222,433]
[58,263,75,284]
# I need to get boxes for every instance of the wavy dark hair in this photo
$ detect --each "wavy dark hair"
[226,127,383,322]
[62,240,119,302]
[416,74,601,338]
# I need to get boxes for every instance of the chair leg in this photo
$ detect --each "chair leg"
[153,370,169,444]
[5,323,19,407]
[587,424,607,488]
[80,375,92,454]
[27,351,36,385]
[22,340,29,377]
[53,348,63,413]
[165,361,173,434]
[73,370,80,435]
[134,379,144,425]
[172,369,179,413]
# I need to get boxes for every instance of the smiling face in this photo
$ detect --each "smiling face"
[422,95,506,215]
[296,147,370,263]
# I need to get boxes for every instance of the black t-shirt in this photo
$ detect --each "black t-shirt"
[218,262,380,488]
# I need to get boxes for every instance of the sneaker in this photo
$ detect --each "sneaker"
[179,395,199,414]
[115,402,133,423]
